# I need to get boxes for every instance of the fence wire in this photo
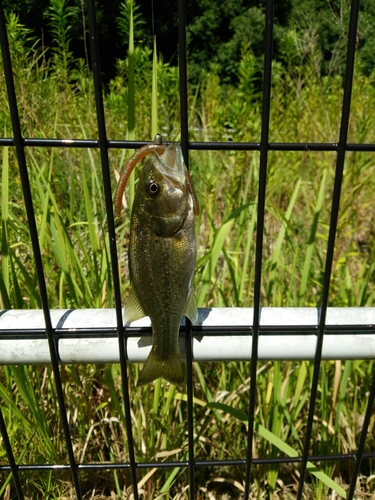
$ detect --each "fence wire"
[0,0,375,499]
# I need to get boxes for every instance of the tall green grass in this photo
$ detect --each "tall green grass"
[0,8,375,499]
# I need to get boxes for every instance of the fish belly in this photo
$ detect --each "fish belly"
[130,215,196,385]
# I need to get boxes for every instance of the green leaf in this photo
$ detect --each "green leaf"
[151,36,158,139]
[267,178,301,302]
[196,204,253,307]
[207,402,347,498]
[299,168,328,304]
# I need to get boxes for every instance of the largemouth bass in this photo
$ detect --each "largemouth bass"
[116,142,199,386]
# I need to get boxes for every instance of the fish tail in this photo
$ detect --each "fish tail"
[137,349,184,386]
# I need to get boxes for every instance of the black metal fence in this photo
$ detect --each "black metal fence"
[0,0,375,498]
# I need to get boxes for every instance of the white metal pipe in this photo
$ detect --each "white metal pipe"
[0,308,374,364]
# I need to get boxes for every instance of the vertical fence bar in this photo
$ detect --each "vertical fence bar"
[296,0,360,497]
[0,405,24,499]
[177,0,189,164]
[244,0,274,497]
[86,1,139,498]
[0,2,82,498]
[177,0,196,497]
[347,369,375,499]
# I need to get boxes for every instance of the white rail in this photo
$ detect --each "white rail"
[0,308,374,364]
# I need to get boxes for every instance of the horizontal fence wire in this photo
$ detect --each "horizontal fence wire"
[2,138,375,151]
[0,0,374,499]
[1,451,375,471]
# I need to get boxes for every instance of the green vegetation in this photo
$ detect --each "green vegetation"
[1,2,375,499]
[3,0,375,83]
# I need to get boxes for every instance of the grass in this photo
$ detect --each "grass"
[1,7,375,500]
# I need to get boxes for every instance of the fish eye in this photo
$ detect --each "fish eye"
[145,180,160,197]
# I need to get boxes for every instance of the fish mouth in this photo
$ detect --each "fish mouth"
[151,144,186,184]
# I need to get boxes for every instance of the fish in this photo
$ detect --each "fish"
[117,142,199,386]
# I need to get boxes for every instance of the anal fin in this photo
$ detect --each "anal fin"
[123,286,147,325]
[183,289,198,325]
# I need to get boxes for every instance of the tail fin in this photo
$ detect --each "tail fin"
[137,348,184,386]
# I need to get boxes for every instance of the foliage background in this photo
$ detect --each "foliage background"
[2,0,375,82]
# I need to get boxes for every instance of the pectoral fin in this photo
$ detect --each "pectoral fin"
[123,286,147,325]
[183,289,198,325]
